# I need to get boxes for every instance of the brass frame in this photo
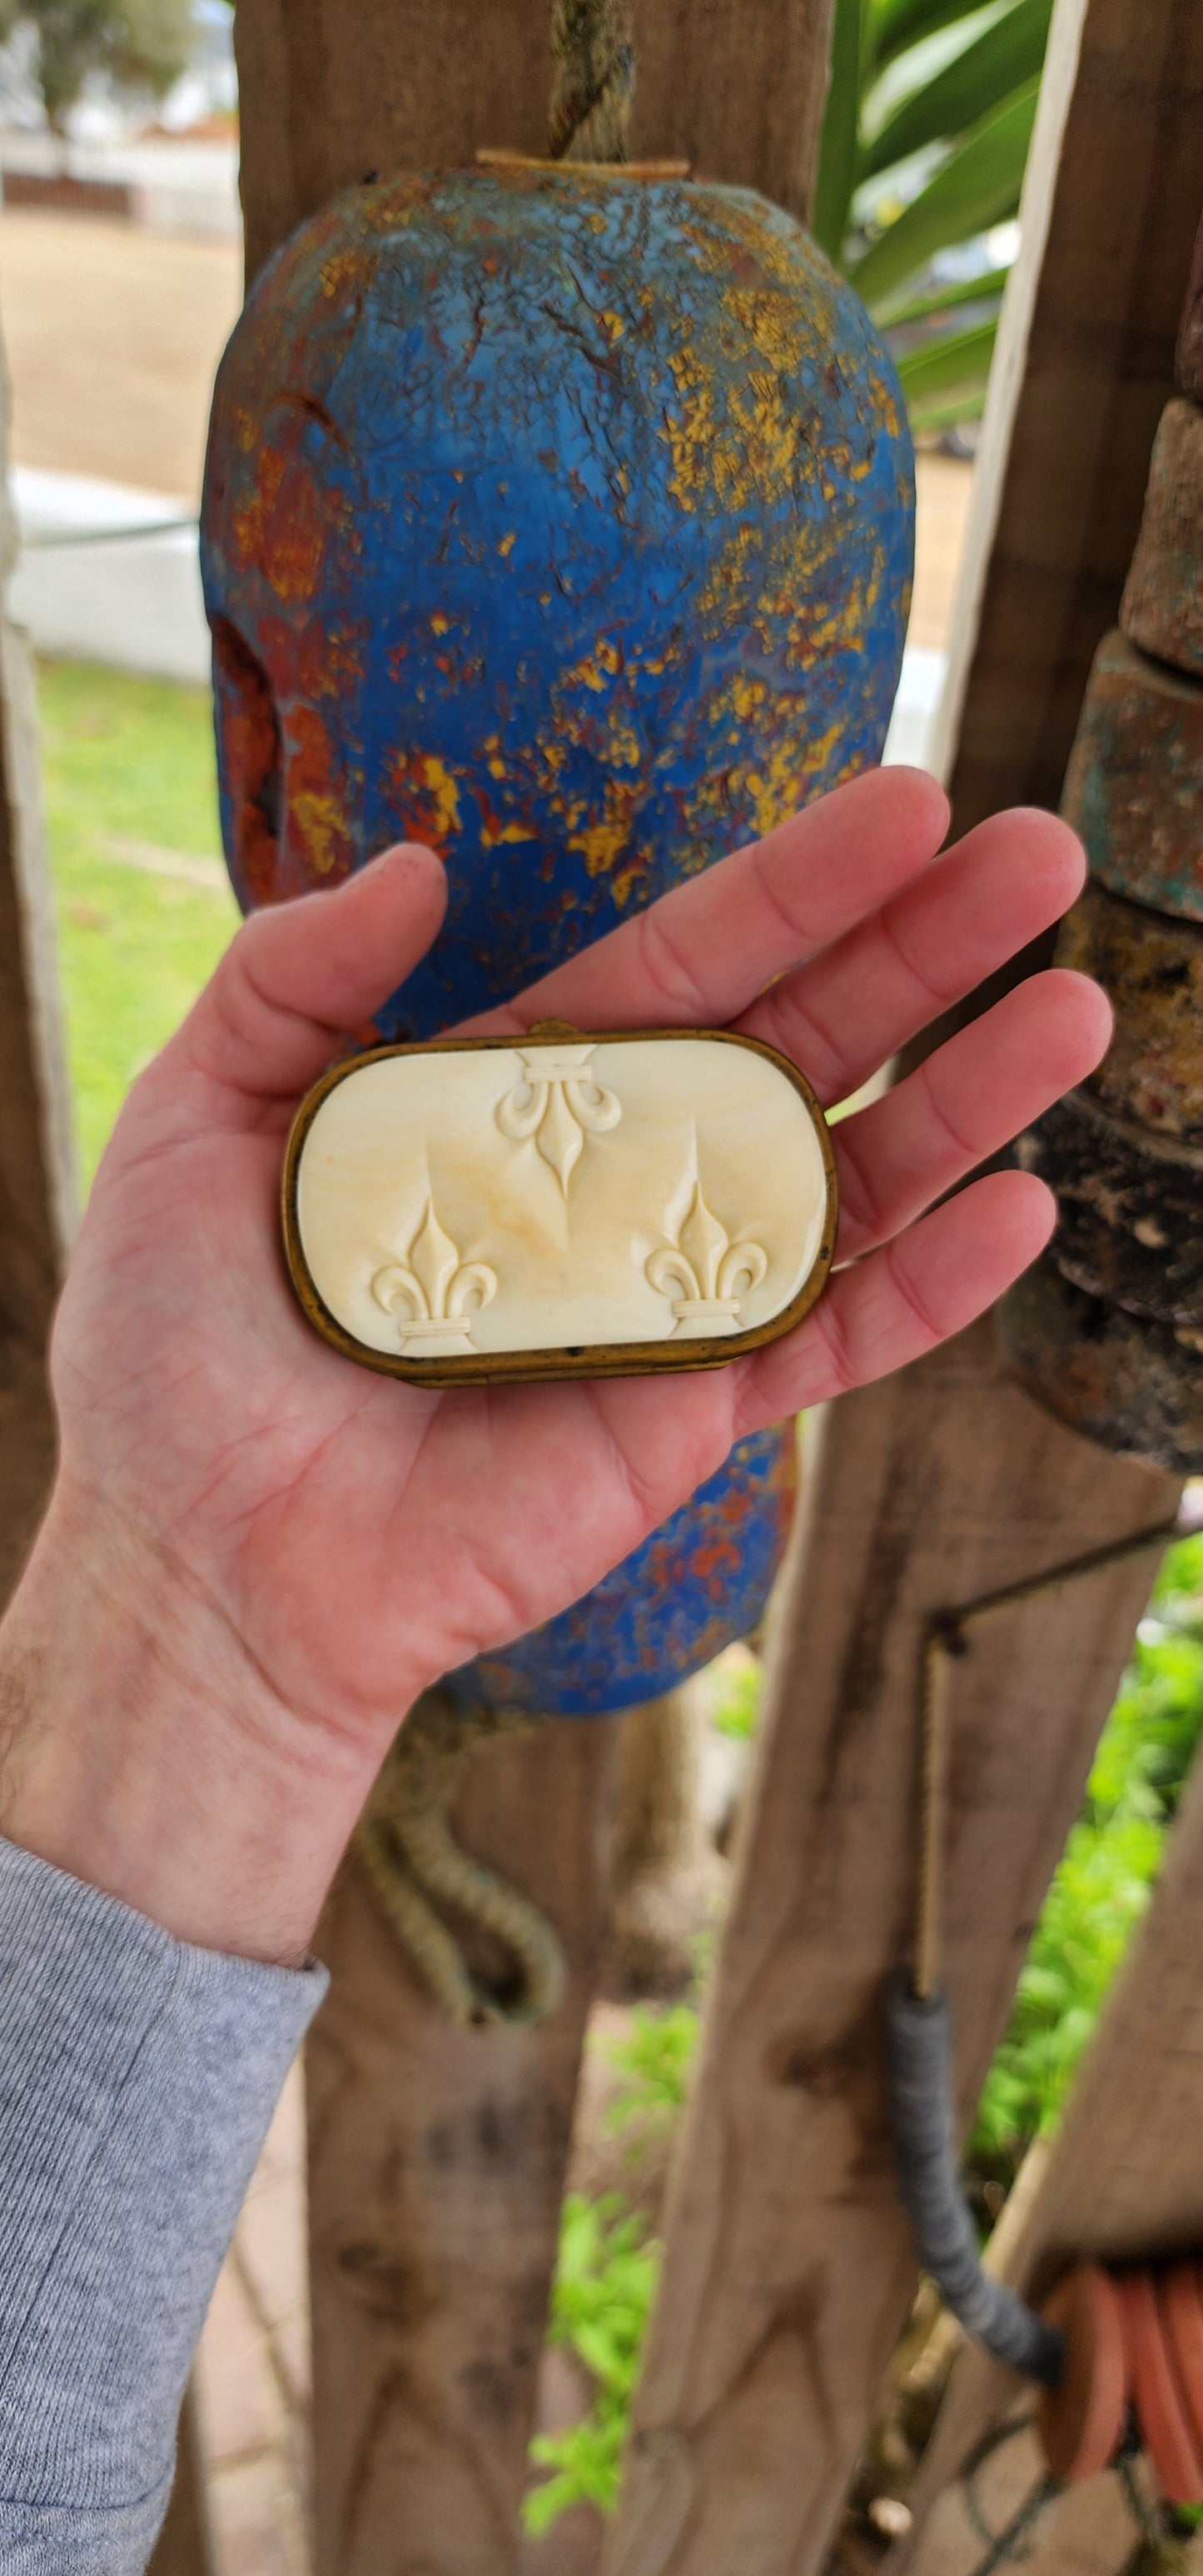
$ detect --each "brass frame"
[281,1021,839,1389]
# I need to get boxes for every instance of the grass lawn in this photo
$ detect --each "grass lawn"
[36,658,239,1189]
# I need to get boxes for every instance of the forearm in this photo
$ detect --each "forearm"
[0,1473,386,1964]
[0,1484,366,2572]
[0,1833,324,2572]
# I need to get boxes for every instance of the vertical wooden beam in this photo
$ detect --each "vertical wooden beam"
[233,0,836,285]
[897,1683,1203,2576]
[601,1329,1177,2576]
[930,0,1203,830]
[147,2393,218,2576]
[0,335,75,1612]
[307,1718,618,2574]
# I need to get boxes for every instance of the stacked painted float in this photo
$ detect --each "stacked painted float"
[1002,222,1203,1470]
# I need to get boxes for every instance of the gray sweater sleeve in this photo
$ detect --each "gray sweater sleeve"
[0,1835,327,2574]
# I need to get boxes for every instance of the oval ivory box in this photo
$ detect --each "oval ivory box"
[283,1023,838,1385]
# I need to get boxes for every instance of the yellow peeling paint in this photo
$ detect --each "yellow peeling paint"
[498,531,516,558]
[415,753,461,838]
[292,791,345,876]
[430,612,452,636]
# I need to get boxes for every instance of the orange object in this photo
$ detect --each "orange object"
[1036,2265,1129,2482]
[1120,2270,1203,2505]
[1161,2265,1203,2456]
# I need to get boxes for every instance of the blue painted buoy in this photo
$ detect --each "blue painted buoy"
[201,163,913,1713]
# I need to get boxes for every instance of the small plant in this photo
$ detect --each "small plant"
[712,1654,763,1743]
[606,2002,701,2142]
[972,1533,1203,2182]
[814,0,1055,432]
[524,2195,660,2535]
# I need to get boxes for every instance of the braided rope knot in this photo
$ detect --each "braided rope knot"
[549,0,634,162]
[357,1688,566,2026]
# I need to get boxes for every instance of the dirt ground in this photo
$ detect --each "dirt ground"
[0,209,241,498]
[0,206,972,643]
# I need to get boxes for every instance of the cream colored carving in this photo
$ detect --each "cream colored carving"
[296,1036,830,1360]
[495,1041,621,1196]
[646,1153,768,1338]
[370,1196,496,1357]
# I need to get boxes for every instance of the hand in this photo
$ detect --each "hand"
[0,768,1108,1961]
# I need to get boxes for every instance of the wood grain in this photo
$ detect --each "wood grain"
[0,340,75,1612]
[307,1717,619,2576]
[896,1654,1203,2576]
[146,2394,217,2576]
[930,0,1203,832]
[234,0,836,283]
[601,1321,1177,2576]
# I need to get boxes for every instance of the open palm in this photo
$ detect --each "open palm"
[50,765,1106,1770]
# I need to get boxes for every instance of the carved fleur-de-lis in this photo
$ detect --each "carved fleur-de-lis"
[647,1169,768,1339]
[371,1197,496,1357]
[495,1041,621,1196]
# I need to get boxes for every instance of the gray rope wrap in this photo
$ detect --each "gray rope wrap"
[884,1975,1065,2389]
[549,0,634,162]
[357,1689,565,2027]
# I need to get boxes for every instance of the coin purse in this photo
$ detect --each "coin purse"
[282,1021,838,1386]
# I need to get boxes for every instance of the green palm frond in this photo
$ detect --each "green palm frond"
[849,77,1038,311]
[860,0,1050,180]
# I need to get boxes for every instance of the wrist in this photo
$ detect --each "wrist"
[0,1479,390,1965]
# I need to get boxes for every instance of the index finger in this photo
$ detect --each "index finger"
[456,766,949,1039]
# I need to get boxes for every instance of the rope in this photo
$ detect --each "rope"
[912,1514,1185,1999]
[549,0,635,163]
[357,1688,566,2027]
[884,1977,1066,2386]
[886,1505,1186,2419]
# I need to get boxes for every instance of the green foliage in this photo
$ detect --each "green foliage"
[813,0,1055,429]
[711,1654,763,1742]
[524,2196,660,2534]
[0,0,194,130]
[36,659,236,1186]
[529,1540,1203,2534]
[607,2003,701,2140]
[972,1534,1203,2176]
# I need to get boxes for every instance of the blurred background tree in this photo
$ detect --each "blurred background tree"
[0,0,193,136]
[815,0,1053,437]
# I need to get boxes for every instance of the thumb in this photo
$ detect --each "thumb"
[167,843,447,1116]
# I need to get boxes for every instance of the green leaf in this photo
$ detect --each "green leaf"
[813,0,870,260]
[878,261,1011,325]
[906,387,987,430]
[850,76,1038,311]
[895,314,997,401]
[869,0,992,73]
[861,0,1050,177]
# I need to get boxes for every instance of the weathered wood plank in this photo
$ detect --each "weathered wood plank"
[930,0,1203,829]
[896,1644,1203,2576]
[601,1322,1177,2576]
[307,1717,619,2576]
[0,337,75,1612]
[234,0,836,284]
[146,2393,217,2576]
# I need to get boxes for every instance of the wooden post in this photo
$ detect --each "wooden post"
[147,2394,218,2576]
[930,0,1203,832]
[308,1718,619,2574]
[0,341,74,1611]
[600,1330,1177,2576]
[233,0,836,286]
[895,1693,1203,2576]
